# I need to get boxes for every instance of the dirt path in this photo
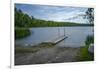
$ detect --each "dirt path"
[15,46,81,65]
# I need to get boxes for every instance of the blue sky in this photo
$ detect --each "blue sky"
[15,4,89,23]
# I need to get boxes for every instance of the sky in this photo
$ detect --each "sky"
[15,4,89,24]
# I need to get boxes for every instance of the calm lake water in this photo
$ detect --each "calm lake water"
[15,27,93,47]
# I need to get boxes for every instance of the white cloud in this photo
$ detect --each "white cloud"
[37,8,87,23]
[16,4,88,23]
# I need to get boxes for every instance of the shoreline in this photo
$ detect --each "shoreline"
[15,43,93,65]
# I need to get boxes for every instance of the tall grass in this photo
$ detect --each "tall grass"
[85,35,94,46]
[78,35,94,61]
[15,28,30,39]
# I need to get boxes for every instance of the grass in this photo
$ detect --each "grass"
[15,28,31,39]
[77,35,94,61]
[85,35,94,46]
[78,46,94,61]
[15,34,94,61]
[15,47,39,53]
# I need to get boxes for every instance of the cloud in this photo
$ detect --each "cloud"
[15,4,88,23]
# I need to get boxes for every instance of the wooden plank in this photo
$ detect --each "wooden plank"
[43,35,68,44]
[53,36,67,44]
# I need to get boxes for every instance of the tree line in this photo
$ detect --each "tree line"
[15,7,93,28]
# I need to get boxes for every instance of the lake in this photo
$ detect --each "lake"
[15,27,93,47]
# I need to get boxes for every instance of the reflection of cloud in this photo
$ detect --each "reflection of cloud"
[15,4,88,23]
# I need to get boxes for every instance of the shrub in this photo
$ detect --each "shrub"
[15,28,30,39]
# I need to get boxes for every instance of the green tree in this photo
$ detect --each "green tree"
[85,8,94,24]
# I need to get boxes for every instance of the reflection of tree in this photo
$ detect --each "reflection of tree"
[85,8,94,24]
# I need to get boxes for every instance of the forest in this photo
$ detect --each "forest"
[15,7,93,28]
[15,7,94,39]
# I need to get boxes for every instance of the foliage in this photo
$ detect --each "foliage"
[15,28,30,39]
[85,35,94,46]
[77,46,94,61]
[77,35,94,61]
[85,8,94,24]
[15,47,39,53]
[15,7,93,27]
